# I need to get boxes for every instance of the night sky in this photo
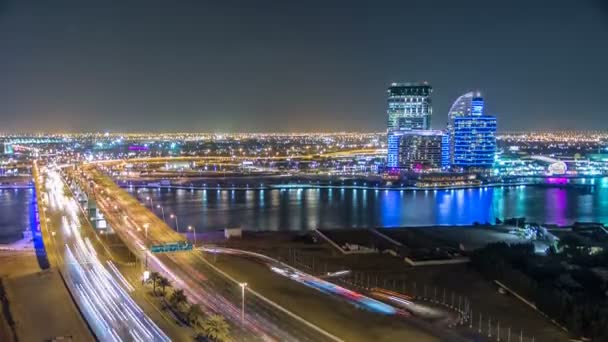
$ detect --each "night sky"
[1,0,607,133]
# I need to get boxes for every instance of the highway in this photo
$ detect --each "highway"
[76,166,473,342]
[203,247,399,315]
[41,167,170,342]
[79,166,341,342]
[203,247,464,337]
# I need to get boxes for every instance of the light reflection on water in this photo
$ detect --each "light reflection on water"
[0,188,33,243]
[129,186,608,232]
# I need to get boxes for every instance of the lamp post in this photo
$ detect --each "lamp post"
[239,283,247,325]
[170,214,180,233]
[156,204,165,222]
[146,196,153,207]
[188,225,197,247]
[144,223,149,268]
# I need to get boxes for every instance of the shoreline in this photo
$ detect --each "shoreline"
[118,179,598,192]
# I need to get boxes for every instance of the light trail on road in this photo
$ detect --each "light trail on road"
[200,248,470,341]
[44,168,170,342]
[204,247,399,315]
[203,246,460,329]
[82,167,341,342]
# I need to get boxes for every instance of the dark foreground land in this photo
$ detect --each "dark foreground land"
[0,249,93,342]
[208,228,571,342]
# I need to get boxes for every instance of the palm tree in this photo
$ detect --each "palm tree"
[198,314,230,342]
[150,271,161,294]
[169,289,188,311]
[187,304,204,327]
[157,276,171,296]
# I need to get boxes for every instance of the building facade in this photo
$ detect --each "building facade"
[447,92,497,169]
[388,130,446,170]
[452,115,497,169]
[446,91,477,167]
[387,82,433,167]
[397,130,444,170]
[387,82,433,131]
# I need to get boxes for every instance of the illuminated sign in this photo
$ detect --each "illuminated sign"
[150,242,193,254]
[129,145,149,151]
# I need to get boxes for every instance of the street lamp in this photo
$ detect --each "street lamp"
[146,196,153,207]
[156,204,166,222]
[239,283,247,325]
[143,223,150,271]
[170,214,180,233]
[188,225,197,246]
[143,223,149,246]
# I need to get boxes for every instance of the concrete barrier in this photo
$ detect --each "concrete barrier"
[404,257,470,266]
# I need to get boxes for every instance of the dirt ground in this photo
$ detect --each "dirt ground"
[217,231,571,342]
[0,249,93,342]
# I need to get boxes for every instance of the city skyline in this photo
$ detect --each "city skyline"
[0,0,607,132]
[2,2,608,342]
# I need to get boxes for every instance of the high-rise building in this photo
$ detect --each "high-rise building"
[452,114,497,169]
[446,92,496,169]
[387,82,432,131]
[387,82,433,167]
[388,130,446,170]
[446,91,477,167]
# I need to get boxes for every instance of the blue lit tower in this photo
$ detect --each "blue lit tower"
[450,94,497,169]
[446,91,476,167]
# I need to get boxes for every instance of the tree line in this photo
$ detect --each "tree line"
[148,272,231,341]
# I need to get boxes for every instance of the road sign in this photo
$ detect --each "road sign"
[150,242,193,254]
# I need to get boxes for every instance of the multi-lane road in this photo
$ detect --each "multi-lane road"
[79,166,341,342]
[40,167,170,341]
[74,165,474,342]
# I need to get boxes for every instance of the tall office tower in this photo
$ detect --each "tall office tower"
[452,110,497,169]
[387,82,432,168]
[387,82,433,131]
[446,91,477,167]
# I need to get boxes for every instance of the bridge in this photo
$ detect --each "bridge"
[69,164,340,341]
[85,148,385,166]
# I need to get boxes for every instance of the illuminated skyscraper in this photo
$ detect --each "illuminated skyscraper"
[387,82,433,167]
[446,91,497,169]
[387,82,432,131]
[446,91,476,167]
[447,92,476,121]
[450,95,497,169]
